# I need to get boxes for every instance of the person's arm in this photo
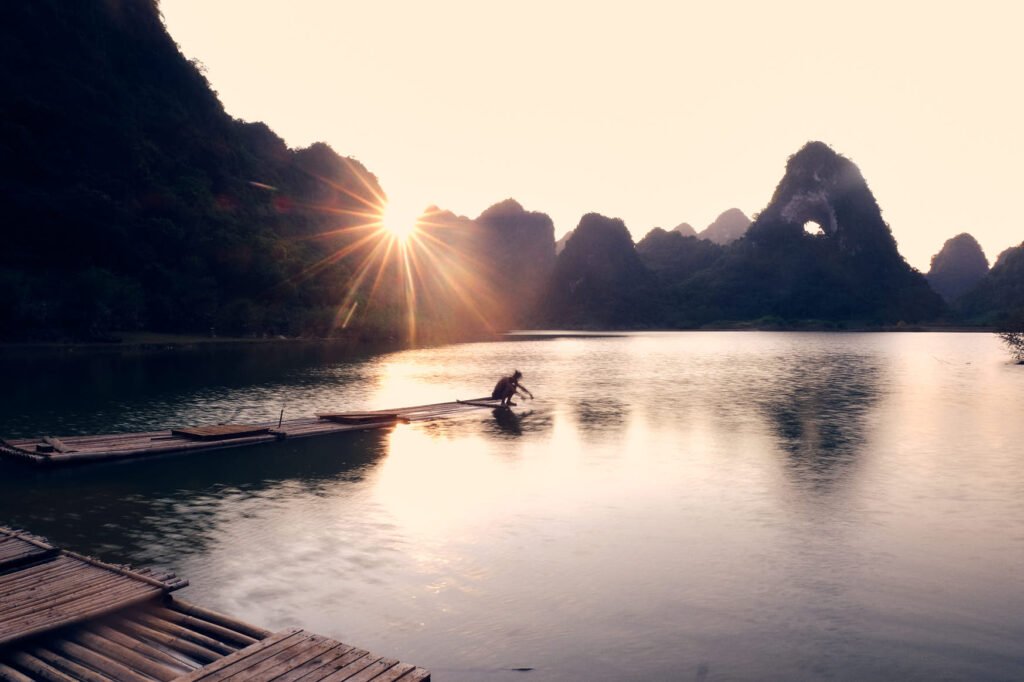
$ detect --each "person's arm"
[517,383,534,399]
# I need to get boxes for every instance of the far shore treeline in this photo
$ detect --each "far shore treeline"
[2,1,1023,344]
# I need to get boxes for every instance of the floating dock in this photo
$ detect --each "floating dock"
[0,398,503,466]
[0,527,429,681]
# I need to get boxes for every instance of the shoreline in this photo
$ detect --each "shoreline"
[0,324,997,353]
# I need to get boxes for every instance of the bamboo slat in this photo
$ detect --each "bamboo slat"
[0,588,160,645]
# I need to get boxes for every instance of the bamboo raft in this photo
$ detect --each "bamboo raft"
[0,527,429,681]
[0,398,504,466]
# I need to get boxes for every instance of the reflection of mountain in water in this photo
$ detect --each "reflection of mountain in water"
[0,429,391,566]
[755,352,882,492]
[574,398,628,437]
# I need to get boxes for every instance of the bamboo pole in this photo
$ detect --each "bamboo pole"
[48,639,152,682]
[148,605,257,648]
[131,612,235,655]
[168,599,272,640]
[29,648,111,682]
[3,652,76,682]
[0,662,34,682]
[71,630,180,681]
[88,623,194,672]
[115,619,222,663]
[59,550,184,590]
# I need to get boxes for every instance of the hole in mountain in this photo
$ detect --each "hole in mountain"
[803,220,824,236]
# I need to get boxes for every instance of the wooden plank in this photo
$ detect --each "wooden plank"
[174,629,304,682]
[399,668,430,682]
[42,437,71,453]
[213,633,328,681]
[291,649,372,682]
[367,663,415,682]
[316,413,407,425]
[262,642,353,682]
[171,425,271,441]
[315,653,380,682]
[341,658,401,682]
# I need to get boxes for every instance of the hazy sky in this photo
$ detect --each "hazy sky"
[160,0,1023,270]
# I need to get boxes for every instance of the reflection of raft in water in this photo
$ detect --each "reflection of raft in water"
[0,526,430,681]
[0,398,503,467]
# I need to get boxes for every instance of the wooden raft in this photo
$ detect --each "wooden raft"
[0,528,431,681]
[0,397,504,466]
[0,528,186,647]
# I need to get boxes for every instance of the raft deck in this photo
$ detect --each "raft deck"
[0,527,429,681]
[0,398,503,466]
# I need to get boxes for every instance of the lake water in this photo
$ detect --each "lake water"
[1,332,1022,681]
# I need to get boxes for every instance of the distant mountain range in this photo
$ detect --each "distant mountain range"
[1,0,1022,339]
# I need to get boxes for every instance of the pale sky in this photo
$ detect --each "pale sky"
[160,0,1024,271]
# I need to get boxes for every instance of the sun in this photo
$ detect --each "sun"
[379,199,422,243]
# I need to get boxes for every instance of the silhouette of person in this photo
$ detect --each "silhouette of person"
[491,370,533,407]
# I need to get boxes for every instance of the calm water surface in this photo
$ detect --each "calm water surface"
[0,333,1022,681]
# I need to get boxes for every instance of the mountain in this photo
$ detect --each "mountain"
[474,199,556,325]
[636,228,723,282]
[672,142,944,323]
[0,0,550,343]
[926,233,989,302]
[699,209,751,244]
[959,241,1024,322]
[390,199,555,336]
[673,222,698,237]
[0,0,389,340]
[994,244,1022,270]
[555,230,573,255]
[538,214,656,327]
